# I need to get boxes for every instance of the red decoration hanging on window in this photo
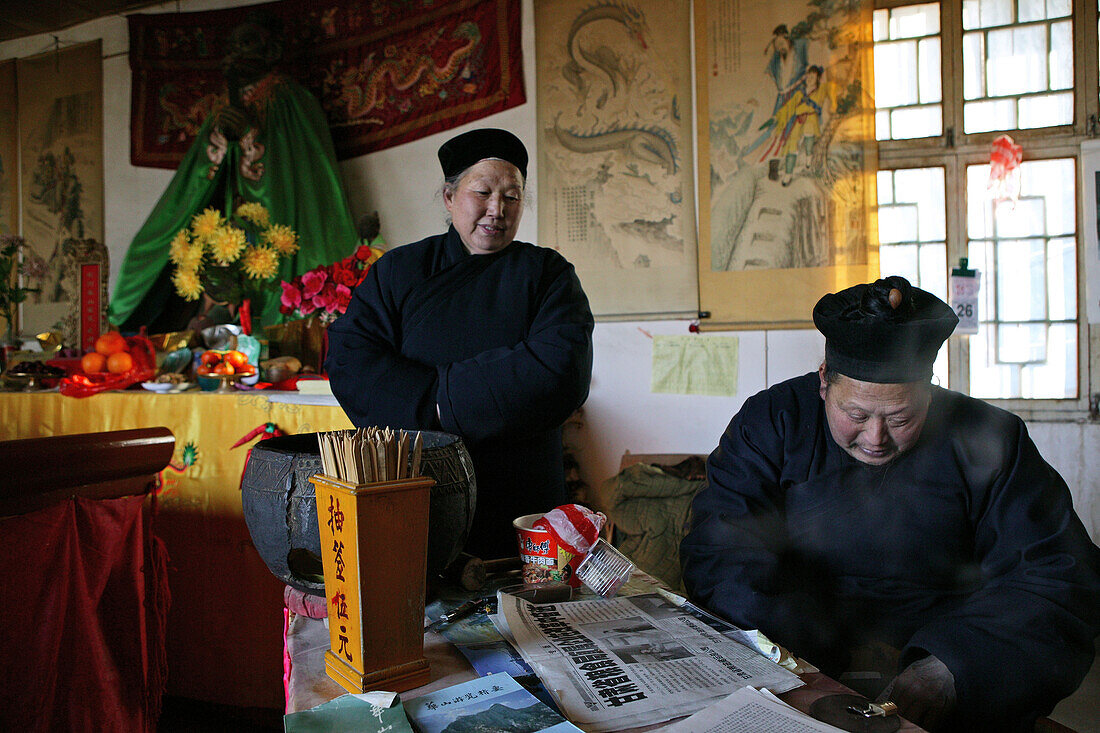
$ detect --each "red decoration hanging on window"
[988,134,1023,207]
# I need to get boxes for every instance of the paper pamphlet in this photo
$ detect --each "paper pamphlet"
[403,673,582,733]
[283,691,413,732]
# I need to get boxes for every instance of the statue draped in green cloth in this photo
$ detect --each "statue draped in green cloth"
[109,13,359,333]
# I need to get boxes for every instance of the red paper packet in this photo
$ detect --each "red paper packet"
[58,335,158,398]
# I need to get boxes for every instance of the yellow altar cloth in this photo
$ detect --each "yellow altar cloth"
[0,390,353,709]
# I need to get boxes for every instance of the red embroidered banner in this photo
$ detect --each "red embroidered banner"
[80,262,102,353]
[129,0,524,169]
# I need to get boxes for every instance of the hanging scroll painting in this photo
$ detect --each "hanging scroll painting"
[696,0,878,328]
[17,41,105,340]
[535,0,697,318]
[0,60,16,237]
[0,60,17,346]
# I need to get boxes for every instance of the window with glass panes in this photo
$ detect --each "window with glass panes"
[872,0,1093,406]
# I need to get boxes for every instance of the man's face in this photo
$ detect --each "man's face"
[818,366,931,465]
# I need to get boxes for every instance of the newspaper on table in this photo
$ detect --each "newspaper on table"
[492,592,804,732]
[662,686,848,733]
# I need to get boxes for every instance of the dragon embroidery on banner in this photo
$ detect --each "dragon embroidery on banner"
[157,84,222,144]
[326,21,482,125]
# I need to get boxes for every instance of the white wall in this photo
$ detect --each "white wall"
[3,0,1098,541]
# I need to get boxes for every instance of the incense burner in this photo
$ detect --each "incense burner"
[241,431,476,595]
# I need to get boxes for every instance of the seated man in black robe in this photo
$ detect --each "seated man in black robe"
[325,128,594,559]
[680,276,1100,732]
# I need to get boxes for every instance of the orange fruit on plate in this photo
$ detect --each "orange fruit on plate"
[95,331,127,356]
[106,351,134,374]
[225,350,249,369]
[81,352,107,374]
[212,361,235,375]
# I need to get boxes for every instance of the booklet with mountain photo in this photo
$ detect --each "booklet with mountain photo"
[403,673,582,733]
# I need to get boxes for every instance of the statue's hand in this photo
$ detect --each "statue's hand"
[213,103,252,140]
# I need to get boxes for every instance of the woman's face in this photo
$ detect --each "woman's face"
[818,365,931,465]
[444,158,524,255]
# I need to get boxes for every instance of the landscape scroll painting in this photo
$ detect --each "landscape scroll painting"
[17,41,104,340]
[697,0,878,328]
[0,60,16,237]
[535,0,697,318]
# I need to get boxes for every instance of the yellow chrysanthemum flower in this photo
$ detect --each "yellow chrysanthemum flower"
[208,225,248,265]
[236,202,270,228]
[177,242,205,272]
[262,224,299,256]
[172,267,203,301]
[241,245,280,280]
[168,229,191,264]
[191,207,223,241]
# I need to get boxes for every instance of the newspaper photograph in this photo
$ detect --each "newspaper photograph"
[493,592,803,732]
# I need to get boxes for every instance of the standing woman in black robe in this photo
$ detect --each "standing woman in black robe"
[326,128,594,559]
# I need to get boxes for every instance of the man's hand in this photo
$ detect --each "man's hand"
[878,654,956,731]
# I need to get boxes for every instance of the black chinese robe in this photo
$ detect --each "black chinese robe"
[680,372,1100,731]
[326,227,594,559]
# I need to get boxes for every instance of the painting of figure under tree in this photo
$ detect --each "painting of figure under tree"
[704,0,875,273]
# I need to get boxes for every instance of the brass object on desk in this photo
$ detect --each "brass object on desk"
[35,331,62,354]
[312,471,434,694]
[148,330,196,353]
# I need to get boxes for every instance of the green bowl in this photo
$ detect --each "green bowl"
[197,375,221,392]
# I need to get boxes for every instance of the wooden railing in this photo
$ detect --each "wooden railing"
[0,426,175,515]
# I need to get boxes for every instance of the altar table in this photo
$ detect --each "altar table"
[0,389,352,709]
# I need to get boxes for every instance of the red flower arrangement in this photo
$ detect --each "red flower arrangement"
[279,244,382,324]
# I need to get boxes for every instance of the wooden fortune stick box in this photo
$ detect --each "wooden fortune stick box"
[312,429,433,694]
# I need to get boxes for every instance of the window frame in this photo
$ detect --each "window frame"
[874,0,1099,420]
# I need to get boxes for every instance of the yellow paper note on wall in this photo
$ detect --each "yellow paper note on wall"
[651,335,739,396]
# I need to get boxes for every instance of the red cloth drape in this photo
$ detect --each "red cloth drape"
[0,495,170,732]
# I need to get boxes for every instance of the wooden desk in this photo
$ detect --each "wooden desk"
[0,390,353,709]
[284,606,926,731]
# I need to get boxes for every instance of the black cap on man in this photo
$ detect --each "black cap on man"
[813,275,958,383]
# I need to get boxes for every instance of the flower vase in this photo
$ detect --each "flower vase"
[263,315,327,374]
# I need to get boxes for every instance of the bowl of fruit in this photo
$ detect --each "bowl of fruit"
[3,360,66,390]
[196,349,256,393]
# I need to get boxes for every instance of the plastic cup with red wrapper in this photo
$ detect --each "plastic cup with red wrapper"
[513,504,632,595]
